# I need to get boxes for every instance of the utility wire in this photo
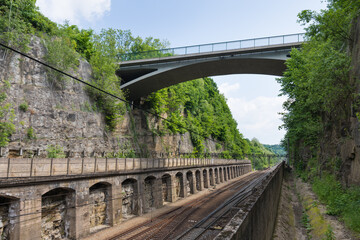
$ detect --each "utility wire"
[0,41,227,148]
[0,163,251,218]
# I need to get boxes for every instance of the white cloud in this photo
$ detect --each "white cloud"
[36,0,111,25]
[217,82,240,96]
[227,96,287,144]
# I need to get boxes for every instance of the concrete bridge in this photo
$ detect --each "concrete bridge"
[0,157,251,239]
[117,33,304,100]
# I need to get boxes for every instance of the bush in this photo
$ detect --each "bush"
[44,36,79,88]
[26,127,36,139]
[312,174,360,233]
[19,102,28,112]
[0,81,15,147]
[46,144,65,158]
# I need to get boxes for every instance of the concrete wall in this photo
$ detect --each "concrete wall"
[0,160,252,240]
[216,162,284,240]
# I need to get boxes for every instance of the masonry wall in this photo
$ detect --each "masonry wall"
[0,161,251,240]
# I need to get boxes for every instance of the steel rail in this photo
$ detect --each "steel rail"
[156,172,265,240]
[174,167,276,240]
[106,172,261,240]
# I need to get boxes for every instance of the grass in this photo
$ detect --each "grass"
[311,174,360,234]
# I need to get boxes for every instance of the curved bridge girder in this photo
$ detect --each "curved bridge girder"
[118,44,301,100]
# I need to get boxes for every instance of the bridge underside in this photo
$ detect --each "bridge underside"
[117,45,299,100]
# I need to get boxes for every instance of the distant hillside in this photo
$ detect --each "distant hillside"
[263,144,286,155]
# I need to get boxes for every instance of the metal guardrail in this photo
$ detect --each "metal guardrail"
[118,33,305,61]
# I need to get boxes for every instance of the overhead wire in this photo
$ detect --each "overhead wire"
[0,168,248,226]
[0,40,282,232]
[0,41,227,149]
[0,164,248,210]
[0,164,251,222]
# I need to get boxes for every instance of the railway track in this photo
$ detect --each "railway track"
[175,167,274,240]
[106,170,269,240]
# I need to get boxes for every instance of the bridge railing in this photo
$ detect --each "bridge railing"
[118,33,305,61]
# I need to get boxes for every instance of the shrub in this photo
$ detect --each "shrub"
[19,102,28,112]
[0,81,15,147]
[46,144,65,158]
[26,127,36,139]
[312,174,360,233]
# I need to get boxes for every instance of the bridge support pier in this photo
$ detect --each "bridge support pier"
[154,178,163,208]
[75,186,90,239]
[112,183,123,225]
[198,170,204,191]
[170,175,177,202]
[20,197,41,240]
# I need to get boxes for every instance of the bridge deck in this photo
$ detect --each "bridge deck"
[119,42,303,67]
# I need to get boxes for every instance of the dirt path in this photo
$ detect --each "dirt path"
[295,177,357,240]
[273,168,358,240]
[273,169,307,240]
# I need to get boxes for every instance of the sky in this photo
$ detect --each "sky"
[36,0,327,144]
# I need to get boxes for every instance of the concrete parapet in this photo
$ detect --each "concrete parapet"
[216,162,284,240]
[0,157,251,179]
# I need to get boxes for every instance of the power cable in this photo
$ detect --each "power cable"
[0,163,253,222]
[0,41,228,148]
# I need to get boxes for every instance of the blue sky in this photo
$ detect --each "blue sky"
[36,0,327,144]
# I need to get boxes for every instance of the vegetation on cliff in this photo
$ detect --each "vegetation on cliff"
[277,0,360,233]
[0,80,14,147]
[143,77,250,158]
[263,144,286,155]
[0,0,275,166]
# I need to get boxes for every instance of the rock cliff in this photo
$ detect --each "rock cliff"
[0,37,206,158]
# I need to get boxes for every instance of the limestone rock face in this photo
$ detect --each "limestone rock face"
[0,205,9,239]
[0,37,209,159]
[89,189,107,228]
[121,182,136,218]
[306,16,360,186]
[41,199,68,240]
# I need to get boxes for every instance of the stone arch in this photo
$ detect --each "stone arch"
[144,176,157,213]
[161,174,172,204]
[214,168,219,184]
[195,170,201,191]
[121,178,138,219]
[175,172,184,198]
[186,171,194,195]
[223,167,227,181]
[0,195,19,240]
[89,182,112,230]
[41,187,76,239]
[203,169,209,188]
[209,168,214,186]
